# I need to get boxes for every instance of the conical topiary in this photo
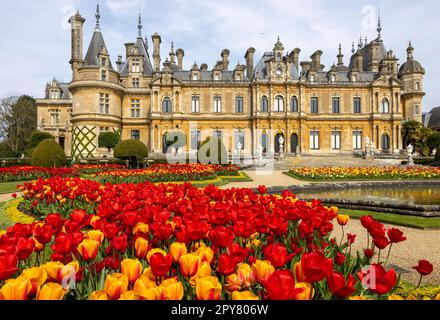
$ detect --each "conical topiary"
[31,138,67,167]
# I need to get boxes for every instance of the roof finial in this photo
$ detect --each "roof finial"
[145,35,149,50]
[377,9,382,40]
[138,10,142,38]
[365,35,368,45]
[337,43,344,66]
[95,4,101,31]
[358,36,363,49]
[352,41,355,54]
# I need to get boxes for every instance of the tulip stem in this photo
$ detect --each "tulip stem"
[340,226,345,247]
[384,244,393,265]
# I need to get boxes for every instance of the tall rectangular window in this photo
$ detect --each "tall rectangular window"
[101,70,107,81]
[99,93,109,114]
[214,96,222,113]
[131,130,140,140]
[353,131,362,150]
[310,97,319,114]
[132,58,140,73]
[261,133,268,154]
[331,131,341,150]
[353,97,361,114]
[236,96,244,113]
[132,78,140,88]
[131,99,140,118]
[235,131,245,150]
[191,96,200,113]
[191,130,201,150]
[332,97,340,114]
[101,58,106,67]
[310,130,319,150]
[50,109,60,125]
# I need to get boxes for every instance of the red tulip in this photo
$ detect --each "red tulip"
[387,228,407,244]
[412,260,433,276]
[0,254,18,280]
[360,215,374,229]
[186,220,210,242]
[300,252,333,283]
[150,253,172,277]
[263,270,305,300]
[70,209,88,225]
[51,233,73,255]
[209,226,235,248]
[33,224,53,244]
[347,233,356,244]
[45,213,63,230]
[372,236,390,250]
[227,243,249,264]
[111,234,128,253]
[334,253,346,266]
[363,248,374,259]
[257,185,267,195]
[217,254,237,276]
[327,272,356,298]
[357,264,397,295]
[264,243,290,268]
[16,237,35,260]
[102,223,119,240]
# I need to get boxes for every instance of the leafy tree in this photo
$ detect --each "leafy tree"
[30,131,55,148]
[98,131,120,151]
[401,120,431,156]
[0,142,19,158]
[427,132,440,153]
[114,139,148,167]
[0,95,37,153]
[31,138,67,167]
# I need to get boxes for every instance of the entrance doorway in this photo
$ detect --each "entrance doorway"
[290,133,298,154]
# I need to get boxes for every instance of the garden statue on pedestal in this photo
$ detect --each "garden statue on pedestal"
[407,144,414,165]
[278,136,285,160]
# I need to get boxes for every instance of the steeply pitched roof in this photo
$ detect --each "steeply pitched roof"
[254,52,300,80]
[84,30,113,69]
[426,107,440,129]
[119,37,154,76]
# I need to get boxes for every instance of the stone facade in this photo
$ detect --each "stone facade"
[36,7,425,159]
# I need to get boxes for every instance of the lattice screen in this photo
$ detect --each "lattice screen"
[71,126,97,158]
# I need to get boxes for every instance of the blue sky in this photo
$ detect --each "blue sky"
[0,0,439,112]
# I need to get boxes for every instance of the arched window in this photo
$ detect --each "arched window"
[381,98,390,113]
[261,96,268,112]
[290,96,298,112]
[274,95,284,112]
[381,133,390,153]
[162,97,172,113]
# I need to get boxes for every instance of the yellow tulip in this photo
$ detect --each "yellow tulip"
[0,230,6,237]
[196,246,214,264]
[42,261,64,282]
[406,294,418,300]
[0,277,32,300]
[225,273,242,292]
[142,267,158,282]
[252,260,275,283]
[349,296,371,300]
[33,238,45,252]
[121,259,143,284]
[232,291,259,300]
[147,248,167,264]
[104,273,129,300]
[158,278,184,300]
[21,267,47,295]
[86,230,105,244]
[329,206,339,215]
[77,239,100,261]
[190,261,212,287]
[337,214,349,226]
[119,291,140,300]
[179,253,201,278]
[236,263,254,288]
[133,223,149,234]
[36,282,66,300]
[89,290,109,300]
[388,295,404,300]
[294,282,314,300]
[195,276,222,300]
[134,275,158,300]
[170,242,187,263]
[134,237,149,260]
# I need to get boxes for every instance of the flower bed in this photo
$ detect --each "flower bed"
[288,166,440,181]
[73,164,128,175]
[0,179,434,300]
[94,164,240,184]
[0,166,79,183]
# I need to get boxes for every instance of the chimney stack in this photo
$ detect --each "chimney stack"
[244,47,256,80]
[356,52,364,71]
[152,33,162,72]
[176,48,185,70]
[310,50,323,70]
[221,49,230,71]
[69,11,85,79]
[200,63,208,71]
[288,48,301,70]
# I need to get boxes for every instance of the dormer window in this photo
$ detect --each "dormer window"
[213,73,221,81]
[331,74,336,82]
[132,78,140,88]
[192,74,199,81]
[132,58,140,73]
[351,74,358,82]
[235,73,242,81]
[49,90,59,100]
[101,58,106,67]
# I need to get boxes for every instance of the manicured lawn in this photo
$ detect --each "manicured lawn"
[0,181,22,194]
[0,200,14,230]
[340,209,440,229]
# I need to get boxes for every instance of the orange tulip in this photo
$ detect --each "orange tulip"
[36,282,66,300]
[86,230,105,244]
[294,282,314,300]
[337,214,349,226]
[32,238,45,253]
[158,278,184,300]
[179,253,200,278]
[0,277,32,300]
[21,267,47,296]
[190,261,212,287]
[135,237,149,260]
[293,262,305,282]
[133,223,149,234]
[134,274,158,300]
[119,291,140,300]
[78,239,100,261]
[170,242,187,263]
[225,273,242,292]
[236,263,255,288]
[252,260,275,283]
[232,291,259,300]
[42,261,64,282]
[195,276,222,300]
[89,290,109,300]
[104,273,129,300]
[121,259,143,284]
[196,246,214,264]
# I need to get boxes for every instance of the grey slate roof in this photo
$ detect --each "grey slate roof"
[84,30,113,69]
[426,107,440,129]
[254,52,300,80]
[119,37,154,76]
[58,83,71,99]
[349,40,387,70]
[399,58,425,75]
[172,70,248,82]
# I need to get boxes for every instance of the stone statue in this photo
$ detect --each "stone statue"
[256,144,265,167]
[278,136,285,160]
[432,148,437,157]
[407,144,414,165]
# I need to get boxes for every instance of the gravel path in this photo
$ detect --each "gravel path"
[332,219,440,285]
[0,193,15,203]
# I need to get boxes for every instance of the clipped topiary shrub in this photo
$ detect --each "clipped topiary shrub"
[114,139,148,167]
[31,139,67,167]
[30,131,55,148]
[98,131,120,151]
